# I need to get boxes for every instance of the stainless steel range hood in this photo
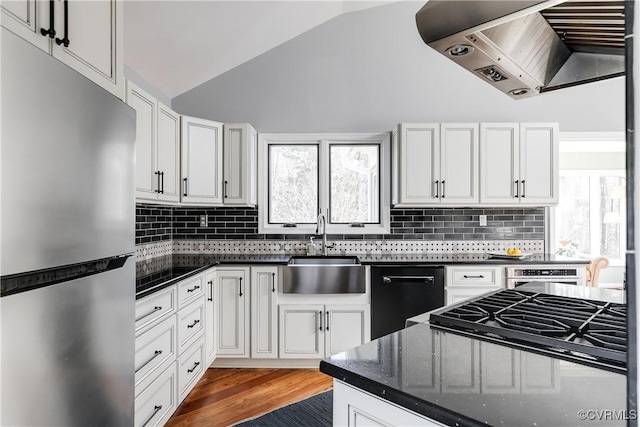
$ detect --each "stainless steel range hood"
[416,0,625,99]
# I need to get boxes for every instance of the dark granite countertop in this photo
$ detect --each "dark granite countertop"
[135,253,588,299]
[322,282,626,426]
[320,321,626,426]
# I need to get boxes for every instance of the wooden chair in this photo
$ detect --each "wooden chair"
[586,257,610,287]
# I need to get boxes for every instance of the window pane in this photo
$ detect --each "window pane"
[555,175,590,255]
[330,145,379,223]
[599,177,625,259]
[269,145,318,224]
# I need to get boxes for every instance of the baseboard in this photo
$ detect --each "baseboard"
[211,358,323,369]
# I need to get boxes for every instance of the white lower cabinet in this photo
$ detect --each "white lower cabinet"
[445,266,502,305]
[177,298,205,354]
[279,304,370,359]
[134,362,178,427]
[178,338,206,401]
[135,315,177,392]
[204,269,217,366]
[251,266,279,358]
[216,267,250,357]
[333,380,445,427]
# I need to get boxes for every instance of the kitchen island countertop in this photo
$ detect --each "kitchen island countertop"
[320,282,627,426]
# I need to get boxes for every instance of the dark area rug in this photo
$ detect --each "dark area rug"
[235,390,333,427]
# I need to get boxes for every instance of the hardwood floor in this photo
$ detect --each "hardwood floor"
[166,368,334,427]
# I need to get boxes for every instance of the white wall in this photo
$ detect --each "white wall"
[172,1,625,133]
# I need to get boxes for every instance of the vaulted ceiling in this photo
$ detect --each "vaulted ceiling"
[124,1,393,99]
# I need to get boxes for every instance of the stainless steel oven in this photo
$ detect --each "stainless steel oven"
[505,265,587,289]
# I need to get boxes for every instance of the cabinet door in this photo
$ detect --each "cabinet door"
[519,123,559,205]
[181,116,223,205]
[127,81,157,200]
[279,304,324,359]
[480,123,520,204]
[251,266,278,358]
[204,270,216,366]
[398,123,440,205]
[215,268,249,357]
[440,123,479,204]
[223,123,257,206]
[156,102,180,202]
[51,0,123,99]
[1,0,49,52]
[325,305,370,356]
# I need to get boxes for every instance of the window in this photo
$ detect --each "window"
[258,133,390,234]
[552,133,626,264]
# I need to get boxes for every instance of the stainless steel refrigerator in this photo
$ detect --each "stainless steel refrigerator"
[1,28,135,426]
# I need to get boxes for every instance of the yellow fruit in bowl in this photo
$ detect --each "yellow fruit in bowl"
[513,248,521,255]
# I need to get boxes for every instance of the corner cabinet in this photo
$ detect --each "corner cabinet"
[395,123,479,207]
[479,123,559,205]
[180,116,224,204]
[215,267,250,357]
[223,123,258,207]
[279,304,370,359]
[1,0,124,99]
[127,81,180,203]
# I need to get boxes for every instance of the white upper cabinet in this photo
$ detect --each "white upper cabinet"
[480,123,558,205]
[2,0,124,99]
[127,81,180,203]
[440,123,479,204]
[396,123,478,206]
[181,116,224,205]
[223,123,257,207]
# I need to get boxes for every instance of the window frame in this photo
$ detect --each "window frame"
[258,133,391,235]
[548,131,626,265]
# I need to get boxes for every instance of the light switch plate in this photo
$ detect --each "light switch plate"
[479,215,487,227]
[199,215,208,227]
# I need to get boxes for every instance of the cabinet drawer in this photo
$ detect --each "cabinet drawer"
[135,315,177,394]
[136,287,176,333]
[178,338,205,401]
[134,362,178,427]
[178,299,205,355]
[448,268,498,286]
[177,274,205,308]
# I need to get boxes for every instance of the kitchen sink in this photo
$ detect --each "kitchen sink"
[282,255,366,294]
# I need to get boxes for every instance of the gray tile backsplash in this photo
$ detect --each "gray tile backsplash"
[137,204,545,243]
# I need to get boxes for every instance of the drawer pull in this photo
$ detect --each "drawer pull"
[463,275,485,279]
[187,319,200,329]
[135,350,163,374]
[135,306,162,322]
[187,361,200,373]
[187,285,201,293]
[141,405,163,427]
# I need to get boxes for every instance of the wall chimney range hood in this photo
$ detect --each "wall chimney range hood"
[416,0,625,99]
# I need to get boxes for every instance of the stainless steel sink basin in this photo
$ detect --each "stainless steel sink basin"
[282,256,366,294]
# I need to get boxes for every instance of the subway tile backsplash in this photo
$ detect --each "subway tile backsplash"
[137,204,545,243]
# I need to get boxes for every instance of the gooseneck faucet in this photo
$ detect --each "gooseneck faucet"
[316,212,334,256]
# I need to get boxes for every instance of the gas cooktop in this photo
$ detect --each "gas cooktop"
[429,289,626,373]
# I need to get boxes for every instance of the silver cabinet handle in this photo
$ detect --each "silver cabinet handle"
[435,180,439,198]
[135,350,163,374]
[326,311,330,331]
[272,272,276,293]
[187,361,200,373]
[208,280,213,301]
[521,180,526,198]
[463,275,485,279]
[141,405,163,427]
[382,275,435,283]
[187,319,200,329]
[441,180,445,198]
[515,180,519,198]
[319,310,323,331]
[135,306,162,322]
[187,285,200,293]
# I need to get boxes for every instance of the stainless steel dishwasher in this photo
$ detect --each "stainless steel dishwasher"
[371,265,445,339]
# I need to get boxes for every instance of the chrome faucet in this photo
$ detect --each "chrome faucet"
[316,212,334,256]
